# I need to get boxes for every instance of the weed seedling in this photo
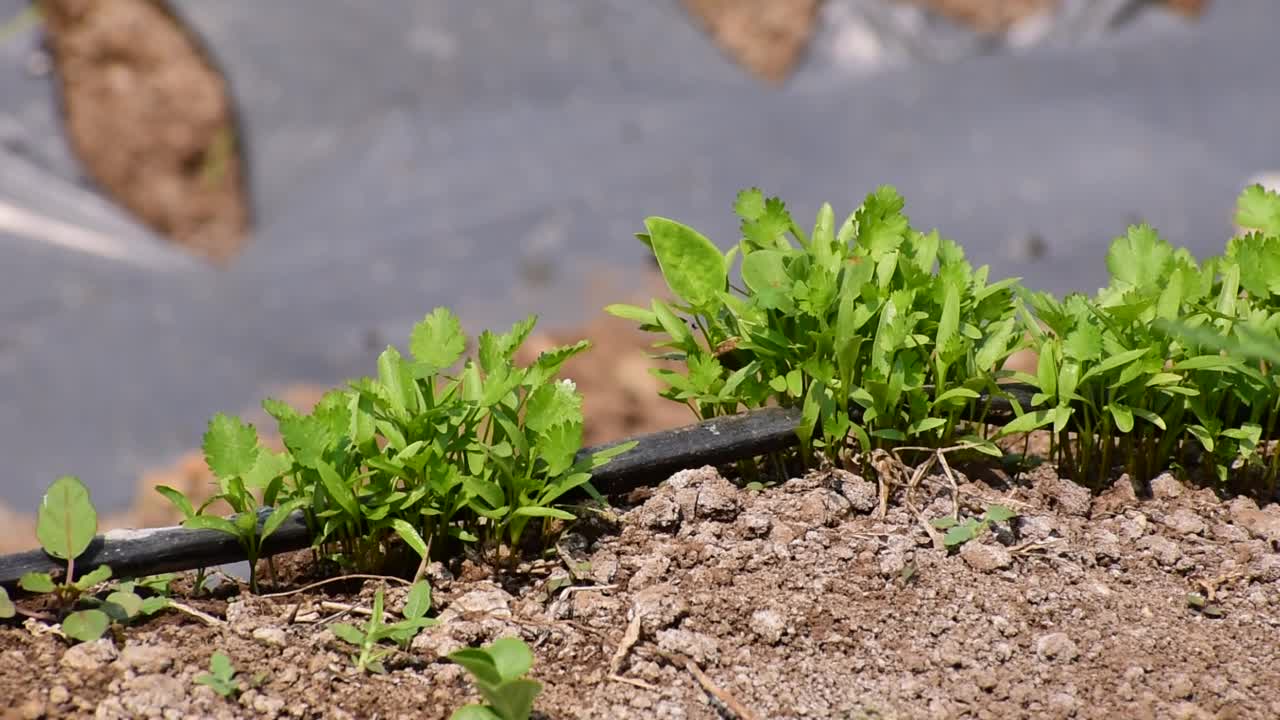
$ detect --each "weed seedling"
[330,581,438,674]
[931,504,1017,549]
[448,636,543,720]
[196,651,241,698]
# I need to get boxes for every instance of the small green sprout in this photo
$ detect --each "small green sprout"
[157,413,301,593]
[931,504,1017,549]
[196,651,240,698]
[330,581,438,674]
[448,636,543,720]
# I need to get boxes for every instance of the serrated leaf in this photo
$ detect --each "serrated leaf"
[539,421,583,477]
[243,448,291,490]
[734,187,766,222]
[37,475,98,561]
[203,415,260,481]
[1235,183,1280,236]
[524,379,582,433]
[410,307,467,371]
[1063,323,1103,363]
[1107,224,1172,292]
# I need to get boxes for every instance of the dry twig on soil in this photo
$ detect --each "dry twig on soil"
[609,609,644,676]
[663,651,762,720]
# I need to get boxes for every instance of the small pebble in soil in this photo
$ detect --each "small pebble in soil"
[60,638,117,672]
[118,643,174,674]
[1136,535,1183,567]
[1163,508,1208,536]
[1035,632,1079,663]
[749,608,787,645]
[960,541,1013,572]
[252,626,289,648]
[635,494,681,531]
[632,583,689,635]
[1150,472,1186,499]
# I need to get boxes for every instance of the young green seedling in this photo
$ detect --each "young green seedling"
[196,651,241,698]
[330,581,438,674]
[156,413,301,593]
[931,504,1017,549]
[609,186,1021,479]
[14,476,125,641]
[447,636,543,720]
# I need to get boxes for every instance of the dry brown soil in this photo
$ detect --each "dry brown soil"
[39,0,250,263]
[3,460,1279,719]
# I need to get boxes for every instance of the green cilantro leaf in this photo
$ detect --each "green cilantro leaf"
[202,414,260,481]
[1235,183,1280,236]
[1106,224,1171,292]
[411,307,467,371]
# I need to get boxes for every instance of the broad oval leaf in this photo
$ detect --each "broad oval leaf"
[645,216,726,310]
[486,636,536,682]
[403,580,433,621]
[37,475,98,560]
[447,647,503,686]
[63,609,111,643]
[105,590,143,620]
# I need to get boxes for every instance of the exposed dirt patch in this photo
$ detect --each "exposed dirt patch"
[4,461,1278,719]
[681,0,822,84]
[899,0,1210,33]
[40,0,250,263]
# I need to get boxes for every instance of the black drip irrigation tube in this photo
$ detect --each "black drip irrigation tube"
[0,382,1044,589]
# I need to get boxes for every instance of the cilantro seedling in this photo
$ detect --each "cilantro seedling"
[196,651,241,698]
[330,581,438,673]
[931,504,1017,549]
[609,186,1019,478]
[156,308,635,578]
[448,636,543,720]
[156,414,302,593]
